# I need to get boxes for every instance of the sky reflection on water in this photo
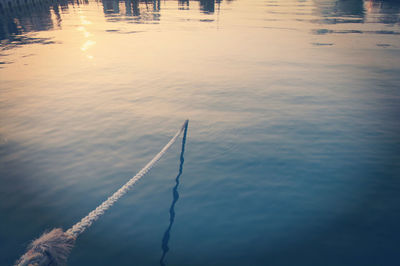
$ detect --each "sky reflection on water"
[0,0,400,265]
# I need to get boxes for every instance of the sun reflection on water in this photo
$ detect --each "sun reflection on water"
[77,14,95,59]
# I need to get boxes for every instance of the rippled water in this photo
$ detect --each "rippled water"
[1,0,399,265]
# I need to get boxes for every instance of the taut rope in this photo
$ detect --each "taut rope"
[16,120,189,266]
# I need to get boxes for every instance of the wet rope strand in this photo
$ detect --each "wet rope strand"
[66,120,189,238]
[16,120,189,266]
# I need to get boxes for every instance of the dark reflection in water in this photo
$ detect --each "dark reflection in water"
[199,0,215,14]
[311,28,400,35]
[159,121,188,266]
[309,0,400,36]
[178,0,189,10]
[2,0,400,45]
[102,0,161,14]
[101,0,223,19]
[0,0,230,43]
[314,0,365,17]
[0,0,85,43]
[102,0,162,22]
[312,0,365,24]
[367,0,400,24]
[0,35,55,51]
[311,0,400,25]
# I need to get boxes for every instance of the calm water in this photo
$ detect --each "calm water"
[1,0,400,265]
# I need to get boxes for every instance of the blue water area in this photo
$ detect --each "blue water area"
[1,0,400,265]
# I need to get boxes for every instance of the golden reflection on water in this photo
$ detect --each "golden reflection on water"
[78,14,95,59]
[0,0,399,144]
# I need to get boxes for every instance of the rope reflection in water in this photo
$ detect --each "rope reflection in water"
[16,120,189,266]
[160,120,188,266]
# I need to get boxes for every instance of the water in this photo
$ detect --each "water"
[0,0,399,265]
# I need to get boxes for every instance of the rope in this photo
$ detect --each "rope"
[16,120,189,266]
[66,119,189,237]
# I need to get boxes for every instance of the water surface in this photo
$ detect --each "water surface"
[0,0,399,265]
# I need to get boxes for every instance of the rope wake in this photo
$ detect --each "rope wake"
[16,120,189,266]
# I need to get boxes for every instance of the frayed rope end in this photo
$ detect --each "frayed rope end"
[16,228,76,266]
